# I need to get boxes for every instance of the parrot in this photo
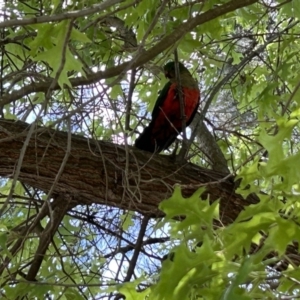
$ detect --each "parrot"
[134,61,200,153]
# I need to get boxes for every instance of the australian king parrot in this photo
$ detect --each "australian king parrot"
[135,61,200,153]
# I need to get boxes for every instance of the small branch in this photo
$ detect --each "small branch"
[25,194,72,281]
[123,216,150,282]
[103,236,169,258]
[125,68,136,131]
[173,51,187,162]
[282,79,300,116]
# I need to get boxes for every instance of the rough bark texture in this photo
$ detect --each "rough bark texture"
[0,119,257,224]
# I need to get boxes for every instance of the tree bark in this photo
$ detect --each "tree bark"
[0,119,257,224]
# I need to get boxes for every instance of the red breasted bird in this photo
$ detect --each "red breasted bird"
[135,61,200,153]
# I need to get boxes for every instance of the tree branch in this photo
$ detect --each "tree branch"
[25,194,72,281]
[0,0,123,29]
[0,119,257,224]
[123,216,150,282]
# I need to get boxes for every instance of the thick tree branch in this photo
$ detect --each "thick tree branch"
[0,119,257,224]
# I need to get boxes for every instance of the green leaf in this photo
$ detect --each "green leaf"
[65,289,85,300]
[150,236,219,300]
[0,232,7,250]
[105,279,149,300]
[118,282,149,300]
[110,84,123,99]
[280,0,300,18]
[265,217,300,255]
[223,211,276,259]
[236,157,261,194]
[120,212,134,231]
[51,0,61,13]
[235,194,282,223]
[159,186,219,238]
[30,21,84,87]
[33,44,83,88]
[221,258,253,300]
[71,28,92,43]
[231,51,243,65]
[4,282,29,299]
[29,23,56,54]
[258,118,298,175]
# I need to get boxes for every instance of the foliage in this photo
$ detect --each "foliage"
[1,0,300,299]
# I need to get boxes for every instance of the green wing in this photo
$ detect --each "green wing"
[151,81,172,119]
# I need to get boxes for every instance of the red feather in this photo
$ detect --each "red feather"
[135,62,200,153]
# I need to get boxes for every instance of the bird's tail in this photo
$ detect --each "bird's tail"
[134,126,156,153]
[135,123,177,153]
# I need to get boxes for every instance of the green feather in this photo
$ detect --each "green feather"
[164,61,185,72]
[152,81,172,119]
[164,61,199,89]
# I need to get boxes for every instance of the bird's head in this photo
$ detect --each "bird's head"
[163,61,186,79]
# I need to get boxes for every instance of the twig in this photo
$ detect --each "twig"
[173,51,187,154]
[123,215,149,282]
[125,68,136,131]
[282,79,300,116]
